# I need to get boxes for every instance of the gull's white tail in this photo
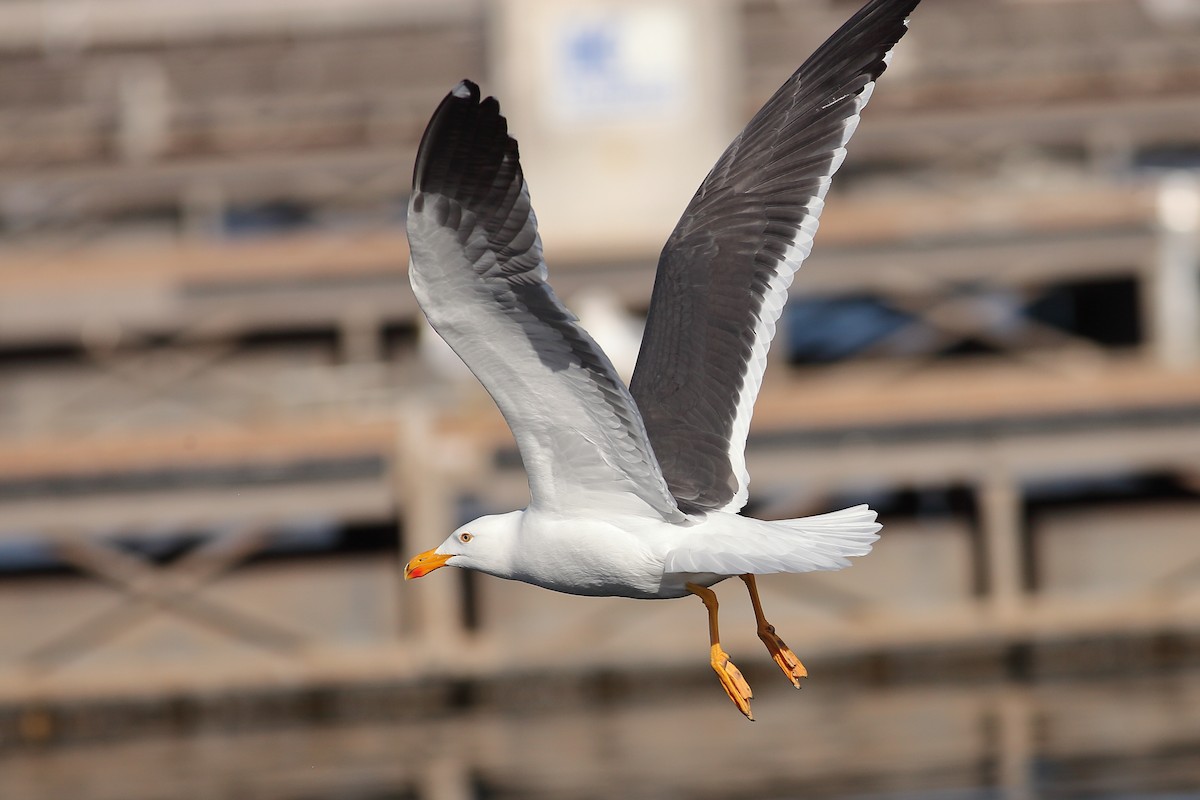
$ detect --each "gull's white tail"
[663,505,881,576]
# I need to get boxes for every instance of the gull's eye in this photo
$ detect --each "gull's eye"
[459,532,473,544]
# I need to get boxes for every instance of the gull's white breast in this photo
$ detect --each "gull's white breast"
[510,510,720,599]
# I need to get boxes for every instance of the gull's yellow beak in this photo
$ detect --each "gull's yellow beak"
[404,549,452,580]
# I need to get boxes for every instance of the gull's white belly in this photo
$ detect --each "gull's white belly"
[508,510,731,600]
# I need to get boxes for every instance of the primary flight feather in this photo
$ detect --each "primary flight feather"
[404,0,921,719]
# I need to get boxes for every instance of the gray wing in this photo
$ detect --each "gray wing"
[407,81,683,521]
[630,0,920,514]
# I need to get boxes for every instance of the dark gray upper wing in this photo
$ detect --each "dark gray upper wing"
[630,0,920,514]
[407,81,683,521]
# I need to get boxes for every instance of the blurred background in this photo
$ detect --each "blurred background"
[1,0,1200,797]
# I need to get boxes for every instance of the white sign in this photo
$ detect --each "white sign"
[545,4,690,125]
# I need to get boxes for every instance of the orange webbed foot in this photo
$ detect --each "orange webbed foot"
[710,644,754,720]
[758,623,807,688]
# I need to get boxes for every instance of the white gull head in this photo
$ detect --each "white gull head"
[404,511,521,581]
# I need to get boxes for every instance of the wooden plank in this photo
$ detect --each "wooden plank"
[0,482,393,536]
[0,181,1155,296]
[754,358,1200,435]
[2,359,1199,483]
[0,587,1197,704]
[0,231,409,293]
[0,417,397,480]
[0,0,481,50]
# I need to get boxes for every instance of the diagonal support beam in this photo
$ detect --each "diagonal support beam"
[24,525,306,670]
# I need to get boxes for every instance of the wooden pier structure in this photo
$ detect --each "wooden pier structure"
[2,0,1200,796]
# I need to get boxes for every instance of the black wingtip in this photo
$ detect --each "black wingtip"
[411,79,521,213]
[413,79,481,192]
[823,0,921,82]
[739,0,919,141]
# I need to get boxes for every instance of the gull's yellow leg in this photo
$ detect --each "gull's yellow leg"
[686,582,754,720]
[740,574,808,688]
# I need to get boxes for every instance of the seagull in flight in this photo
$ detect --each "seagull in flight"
[404,0,920,719]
